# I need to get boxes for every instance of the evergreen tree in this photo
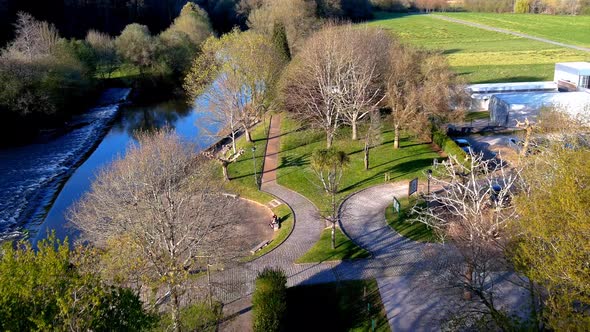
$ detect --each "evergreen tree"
[272,21,291,61]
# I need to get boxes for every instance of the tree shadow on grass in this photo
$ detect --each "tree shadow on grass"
[339,158,434,193]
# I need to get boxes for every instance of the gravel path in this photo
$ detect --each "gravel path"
[432,14,590,53]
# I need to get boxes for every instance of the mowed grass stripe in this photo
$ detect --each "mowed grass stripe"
[437,12,590,48]
[367,13,590,83]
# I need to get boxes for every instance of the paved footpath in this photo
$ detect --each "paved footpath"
[218,115,521,331]
[431,14,590,53]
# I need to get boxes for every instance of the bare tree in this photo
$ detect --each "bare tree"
[69,130,240,332]
[363,109,383,170]
[282,24,388,147]
[335,26,389,140]
[86,30,119,78]
[412,151,522,328]
[8,12,60,60]
[310,148,349,249]
[386,45,465,149]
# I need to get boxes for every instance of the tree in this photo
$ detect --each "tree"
[86,30,119,78]
[185,29,286,144]
[159,2,213,74]
[514,0,532,12]
[8,12,59,60]
[247,0,318,54]
[386,44,465,149]
[281,25,388,146]
[311,148,350,249]
[510,141,590,330]
[115,23,158,72]
[68,130,240,332]
[412,151,522,329]
[363,109,382,170]
[0,234,156,331]
[252,268,287,332]
[271,21,291,61]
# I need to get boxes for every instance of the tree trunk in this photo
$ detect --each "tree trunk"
[326,132,333,148]
[170,286,181,332]
[394,125,400,149]
[463,263,473,300]
[351,121,358,140]
[221,162,229,181]
[364,141,370,170]
[243,124,252,143]
[331,222,336,250]
[231,132,237,154]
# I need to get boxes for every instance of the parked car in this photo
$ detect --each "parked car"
[453,138,473,154]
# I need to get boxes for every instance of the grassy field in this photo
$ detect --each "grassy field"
[367,13,590,83]
[437,12,590,48]
[296,228,370,263]
[384,197,437,243]
[286,280,390,332]
[277,116,441,214]
[224,116,294,261]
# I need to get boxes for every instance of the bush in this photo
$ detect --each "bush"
[252,267,287,332]
[433,130,467,161]
[154,302,221,332]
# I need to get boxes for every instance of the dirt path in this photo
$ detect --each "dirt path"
[432,14,590,53]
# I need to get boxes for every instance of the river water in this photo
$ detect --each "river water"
[0,90,219,243]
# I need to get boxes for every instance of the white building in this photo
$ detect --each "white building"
[554,62,590,91]
[489,91,590,127]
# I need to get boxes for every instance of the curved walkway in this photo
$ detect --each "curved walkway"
[218,115,516,331]
[432,14,590,53]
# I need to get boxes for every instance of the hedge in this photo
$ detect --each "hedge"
[252,268,287,332]
[433,130,468,161]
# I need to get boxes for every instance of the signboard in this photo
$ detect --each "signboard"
[393,197,400,214]
[408,178,419,196]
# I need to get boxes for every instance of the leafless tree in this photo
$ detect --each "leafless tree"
[412,151,522,327]
[335,26,390,140]
[7,12,60,61]
[86,30,119,78]
[363,109,383,170]
[68,130,240,332]
[282,24,389,147]
[386,45,466,149]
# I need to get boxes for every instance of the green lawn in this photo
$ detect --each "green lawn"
[296,227,370,263]
[367,12,590,83]
[384,197,437,243]
[224,116,295,260]
[437,12,590,48]
[286,280,390,332]
[277,116,441,214]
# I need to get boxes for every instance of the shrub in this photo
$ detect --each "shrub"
[433,130,467,161]
[252,267,287,332]
[155,302,221,332]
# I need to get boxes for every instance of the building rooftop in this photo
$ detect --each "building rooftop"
[467,81,556,94]
[556,62,590,76]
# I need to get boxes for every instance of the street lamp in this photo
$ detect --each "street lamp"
[252,145,258,189]
[427,169,432,195]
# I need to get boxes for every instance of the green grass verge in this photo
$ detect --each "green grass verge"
[437,12,590,48]
[286,279,391,332]
[385,197,437,243]
[367,12,590,83]
[296,227,370,263]
[223,116,295,260]
[277,116,441,214]
[465,111,490,122]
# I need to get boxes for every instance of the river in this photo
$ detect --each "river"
[0,90,219,243]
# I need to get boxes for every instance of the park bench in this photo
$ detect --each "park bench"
[250,239,271,255]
